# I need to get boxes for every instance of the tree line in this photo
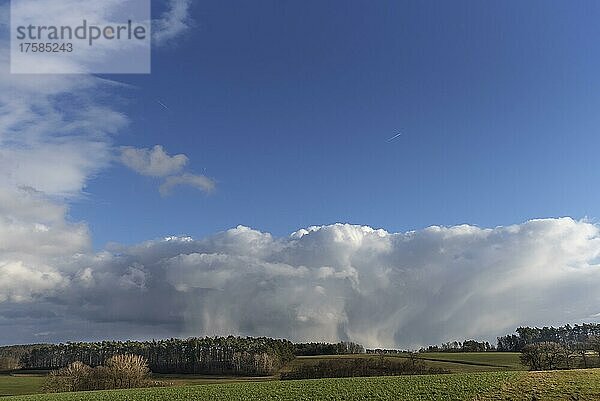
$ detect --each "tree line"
[411,323,600,356]
[2,336,365,376]
[496,323,600,371]
[419,340,495,353]
[519,338,600,371]
[293,342,364,356]
[497,323,600,352]
[0,345,30,371]
[17,337,295,376]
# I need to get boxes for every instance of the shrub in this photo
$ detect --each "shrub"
[42,361,93,393]
[42,355,151,393]
[105,354,150,389]
[520,342,566,371]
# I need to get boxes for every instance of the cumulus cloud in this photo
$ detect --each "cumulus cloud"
[159,173,216,196]
[120,145,189,177]
[0,1,125,338]
[2,219,600,348]
[0,0,216,344]
[119,146,215,195]
[0,261,67,303]
[2,1,600,351]
[0,20,116,340]
[153,0,193,46]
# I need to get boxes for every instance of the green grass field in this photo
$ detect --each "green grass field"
[477,369,600,400]
[5,369,600,400]
[417,352,525,371]
[0,374,44,397]
[293,352,524,373]
[0,373,272,397]
[6,372,521,401]
[150,373,275,386]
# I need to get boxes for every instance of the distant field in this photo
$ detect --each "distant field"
[0,374,44,397]
[0,373,273,397]
[417,352,525,370]
[294,352,525,373]
[6,372,522,401]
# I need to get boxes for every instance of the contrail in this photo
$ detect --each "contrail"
[156,99,170,111]
[387,132,402,142]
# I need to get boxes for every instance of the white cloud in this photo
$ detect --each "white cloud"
[159,173,216,196]
[9,0,152,74]
[153,0,193,46]
[0,1,123,325]
[120,146,215,195]
[1,1,600,351]
[0,261,67,303]
[120,145,189,177]
[0,42,127,197]
[2,219,600,348]
[0,0,214,344]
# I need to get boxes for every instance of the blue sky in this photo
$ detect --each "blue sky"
[69,0,600,248]
[4,0,600,346]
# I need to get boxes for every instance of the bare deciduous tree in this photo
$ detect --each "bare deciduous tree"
[43,361,92,393]
[42,355,151,393]
[105,354,150,389]
[0,356,20,371]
